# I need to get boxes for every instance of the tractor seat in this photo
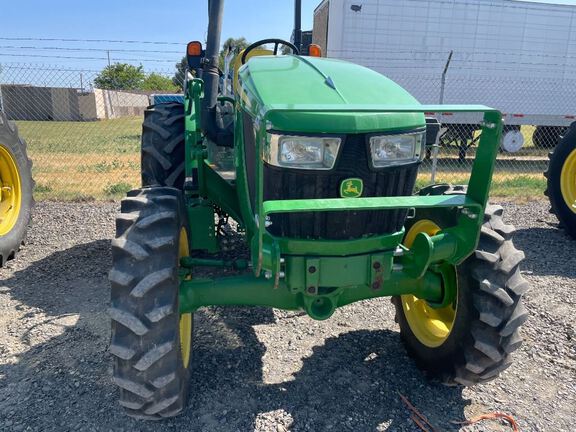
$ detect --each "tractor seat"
[233,48,273,95]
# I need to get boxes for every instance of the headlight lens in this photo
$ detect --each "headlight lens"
[369,131,425,167]
[265,134,341,170]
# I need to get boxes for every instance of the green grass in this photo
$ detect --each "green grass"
[416,174,546,198]
[34,182,53,193]
[491,175,547,197]
[104,181,133,197]
[17,117,142,154]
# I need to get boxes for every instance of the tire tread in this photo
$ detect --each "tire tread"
[141,103,185,189]
[109,186,190,420]
[394,185,529,386]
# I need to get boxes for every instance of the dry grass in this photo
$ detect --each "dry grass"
[18,119,547,200]
[32,153,140,200]
[18,118,141,199]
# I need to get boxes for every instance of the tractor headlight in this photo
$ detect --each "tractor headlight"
[369,131,425,167]
[265,133,341,170]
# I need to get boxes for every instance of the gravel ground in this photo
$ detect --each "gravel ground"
[0,200,574,431]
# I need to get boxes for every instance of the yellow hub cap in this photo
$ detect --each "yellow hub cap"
[401,220,457,348]
[178,228,192,368]
[560,148,576,214]
[0,144,22,236]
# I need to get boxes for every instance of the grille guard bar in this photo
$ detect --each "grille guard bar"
[251,106,503,278]
[263,194,480,215]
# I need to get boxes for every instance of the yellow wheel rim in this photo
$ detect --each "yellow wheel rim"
[0,144,22,236]
[401,220,457,348]
[560,148,576,214]
[178,228,192,368]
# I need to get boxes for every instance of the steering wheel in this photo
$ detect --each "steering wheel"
[241,38,299,64]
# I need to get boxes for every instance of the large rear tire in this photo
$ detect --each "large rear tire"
[545,122,576,239]
[393,185,529,385]
[0,112,34,266]
[109,187,192,419]
[141,103,185,189]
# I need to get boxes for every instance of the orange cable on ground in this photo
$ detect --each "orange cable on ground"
[398,392,438,432]
[452,412,520,431]
[410,414,432,432]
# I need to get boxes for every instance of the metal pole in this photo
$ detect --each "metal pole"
[107,50,111,67]
[433,50,453,183]
[439,50,453,104]
[223,46,234,96]
[431,140,440,184]
[293,0,302,52]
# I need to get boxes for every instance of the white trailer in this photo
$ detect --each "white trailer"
[313,0,576,149]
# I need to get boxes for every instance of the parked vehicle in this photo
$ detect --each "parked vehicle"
[313,0,576,151]
[0,111,33,266]
[545,121,576,238]
[109,0,529,419]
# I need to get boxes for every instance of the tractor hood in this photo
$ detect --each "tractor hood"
[237,55,425,133]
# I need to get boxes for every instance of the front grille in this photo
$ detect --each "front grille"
[263,134,419,240]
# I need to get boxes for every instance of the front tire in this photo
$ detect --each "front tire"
[0,112,34,266]
[109,187,192,419]
[545,122,576,239]
[393,185,529,385]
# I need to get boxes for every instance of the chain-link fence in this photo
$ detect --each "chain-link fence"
[388,72,576,197]
[1,62,572,200]
[0,64,175,200]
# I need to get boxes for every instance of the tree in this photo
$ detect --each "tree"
[219,37,249,70]
[173,57,188,90]
[142,73,178,92]
[94,63,145,90]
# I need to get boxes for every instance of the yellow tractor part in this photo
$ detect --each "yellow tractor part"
[178,227,192,367]
[401,220,457,348]
[0,143,22,236]
[560,148,576,213]
[233,48,273,95]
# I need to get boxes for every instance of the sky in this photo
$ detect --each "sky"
[521,0,576,3]
[1,0,575,81]
[0,0,319,74]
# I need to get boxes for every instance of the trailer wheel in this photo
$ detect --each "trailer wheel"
[0,112,34,267]
[393,184,529,385]
[141,103,185,189]
[545,122,576,239]
[109,187,192,419]
[501,126,524,153]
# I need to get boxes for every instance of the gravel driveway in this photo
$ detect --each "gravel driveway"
[0,200,574,431]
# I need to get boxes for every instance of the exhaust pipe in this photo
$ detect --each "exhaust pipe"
[293,0,302,52]
[202,0,233,146]
[203,0,223,114]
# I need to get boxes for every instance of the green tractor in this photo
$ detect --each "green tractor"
[0,111,34,267]
[109,0,529,419]
[545,122,576,239]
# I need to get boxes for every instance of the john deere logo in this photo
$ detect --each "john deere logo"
[340,178,363,198]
